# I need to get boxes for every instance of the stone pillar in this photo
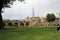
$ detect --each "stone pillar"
[24,22,26,27]
[18,22,20,27]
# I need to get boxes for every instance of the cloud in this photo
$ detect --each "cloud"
[2,0,60,20]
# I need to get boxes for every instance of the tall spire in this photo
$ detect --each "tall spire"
[32,8,35,17]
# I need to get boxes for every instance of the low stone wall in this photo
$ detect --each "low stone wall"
[3,21,30,27]
[3,20,60,27]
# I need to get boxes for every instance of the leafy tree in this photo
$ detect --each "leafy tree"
[0,0,24,29]
[46,13,56,22]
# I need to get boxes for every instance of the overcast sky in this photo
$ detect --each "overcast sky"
[2,0,60,20]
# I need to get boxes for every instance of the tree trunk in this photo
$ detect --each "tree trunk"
[0,12,4,29]
[0,0,4,29]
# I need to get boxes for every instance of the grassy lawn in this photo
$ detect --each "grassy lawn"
[0,26,60,40]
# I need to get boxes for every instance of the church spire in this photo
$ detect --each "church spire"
[32,8,35,17]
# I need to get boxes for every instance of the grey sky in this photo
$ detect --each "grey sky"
[2,0,60,20]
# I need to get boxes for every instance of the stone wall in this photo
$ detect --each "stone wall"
[3,17,60,27]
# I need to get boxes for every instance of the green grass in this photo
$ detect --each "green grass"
[0,26,60,40]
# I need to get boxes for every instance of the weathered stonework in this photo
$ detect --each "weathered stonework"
[3,17,60,27]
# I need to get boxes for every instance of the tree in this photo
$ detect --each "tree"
[0,0,24,29]
[46,13,56,22]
